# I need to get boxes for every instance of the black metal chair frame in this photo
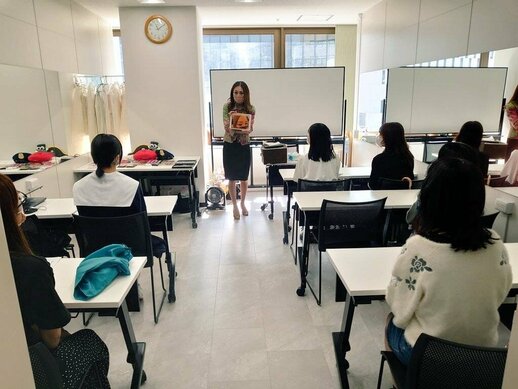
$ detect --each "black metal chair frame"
[377,333,507,389]
[291,178,351,266]
[301,197,387,305]
[73,212,170,324]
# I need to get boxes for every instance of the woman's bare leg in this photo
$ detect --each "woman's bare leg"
[229,180,240,219]
[240,180,249,216]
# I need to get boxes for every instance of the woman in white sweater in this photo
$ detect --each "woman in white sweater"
[386,157,512,365]
[292,123,340,181]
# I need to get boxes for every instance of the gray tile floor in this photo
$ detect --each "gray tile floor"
[65,190,400,388]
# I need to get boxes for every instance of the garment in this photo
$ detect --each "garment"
[9,252,110,388]
[506,101,518,139]
[222,101,255,180]
[73,171,166,256]
[386,232,512,350]
[74,244,133,300]
[292,154,341,181]
[369,150,414,189]
[501,149,518,184]
[10,252,71,346]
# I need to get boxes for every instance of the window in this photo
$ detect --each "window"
[285,33,335,67]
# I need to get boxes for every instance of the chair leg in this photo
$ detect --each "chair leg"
[167,253,176,303]
[149,265,167,324]
[377,355,386,389]
[82,312,95,326]
[158,255,166,292]
[305,247,322,306]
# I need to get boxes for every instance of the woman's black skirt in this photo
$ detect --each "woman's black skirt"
[223,142,251,181]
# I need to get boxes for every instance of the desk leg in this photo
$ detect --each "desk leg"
[283,185,291,244]
[188,172,197,229]
[118,301,146,388]
[191,169,201,217]
[162,217,176,303]
[332,292,355,389]
[269,174,274,220]
[296,219,310,297]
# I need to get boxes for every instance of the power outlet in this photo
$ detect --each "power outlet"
[495,198,514,215]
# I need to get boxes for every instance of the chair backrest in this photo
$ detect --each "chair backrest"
[406,333,507,389]
[318,198,387,250]
[488,175,509,187]
[297,178,351,192]
[411,179,424,189]
[29,342,64,389]
[480,212,499,229]
[378,177,411,190]
[22,215,72,257]
[73,212,153,266]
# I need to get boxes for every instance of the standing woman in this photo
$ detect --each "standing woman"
[505,84,518,140]
[0,174,110,388]
[369,122,414,189]
[223,81,255,220]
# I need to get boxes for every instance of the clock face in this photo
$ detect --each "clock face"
[145,15,172,44]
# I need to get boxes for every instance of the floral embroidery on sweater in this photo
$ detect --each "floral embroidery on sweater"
[410,256,433,273]
[500,251,508,266]
[405,277,416,290]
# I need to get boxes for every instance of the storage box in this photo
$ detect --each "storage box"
[261,146,287,164]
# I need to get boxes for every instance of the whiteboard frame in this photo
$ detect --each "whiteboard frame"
[209,67,346,139]
[384,67,508,136]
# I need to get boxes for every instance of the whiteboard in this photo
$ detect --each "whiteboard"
[210,68,345,138]
[385,68,507,134]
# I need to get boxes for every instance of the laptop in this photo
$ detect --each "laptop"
[23,197,46,214]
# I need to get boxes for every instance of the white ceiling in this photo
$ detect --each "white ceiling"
[75,0,381,28]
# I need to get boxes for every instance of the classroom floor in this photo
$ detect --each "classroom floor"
[63,191,406,388]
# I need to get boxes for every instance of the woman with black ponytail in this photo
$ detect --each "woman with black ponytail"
[73,134,146,216]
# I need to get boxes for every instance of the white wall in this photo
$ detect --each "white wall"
[0,0,116,158]
[359,0,518,72]
[119,6,206,197]
[0,214,34,388]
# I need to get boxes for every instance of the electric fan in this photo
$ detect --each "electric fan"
[205,187,226,210]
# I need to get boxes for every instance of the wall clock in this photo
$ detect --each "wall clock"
[144,15,172,44]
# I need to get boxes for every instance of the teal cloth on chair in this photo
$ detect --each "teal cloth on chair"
[74,244,133,300]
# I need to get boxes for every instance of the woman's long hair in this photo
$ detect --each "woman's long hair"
[91,134,122,178]
[0,174,32,254]
[379,122,414,167]
[307,123,335,162]
[416,157,493,251]
[228,81,253,113]
[456,121,483,149]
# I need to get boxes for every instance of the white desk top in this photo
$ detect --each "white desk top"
[0,160,55,175]
[280,166,372,182]
[51,256,146,309]
[328,243,518,298]
[292,189,419,211]
[74,156,200,173]
[34,196,178,219]
[495,187,518,197]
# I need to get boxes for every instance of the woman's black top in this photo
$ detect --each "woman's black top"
[369,150,414,190]
[10,252,71,346]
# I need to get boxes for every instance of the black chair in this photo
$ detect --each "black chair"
[411,179,424,189]
[23,215,75,258]
[378,177,412,190]
[73,212,173,324]
[488,175,509,187]
[291,178,351,263]
[29,342,64,389]
[303,197,387,305]
[377,333,507,389]
[480,212,500,229]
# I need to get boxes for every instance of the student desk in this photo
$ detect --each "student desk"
[35,196,177,302]
[279,167,373,244]
[0,160,55,180]
[74,157,201,228]
[327,244,518,389]
[292,190,419,299]
[51,256,147,388]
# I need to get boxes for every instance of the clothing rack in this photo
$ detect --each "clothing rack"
[73,75,125,86]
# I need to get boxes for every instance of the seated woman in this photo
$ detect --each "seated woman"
[456,120,489,176]
[0,174,110,388]
[293,123,340,181]
[73,134,165,256]
[386,157,512,366]
[369,122,414,189]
